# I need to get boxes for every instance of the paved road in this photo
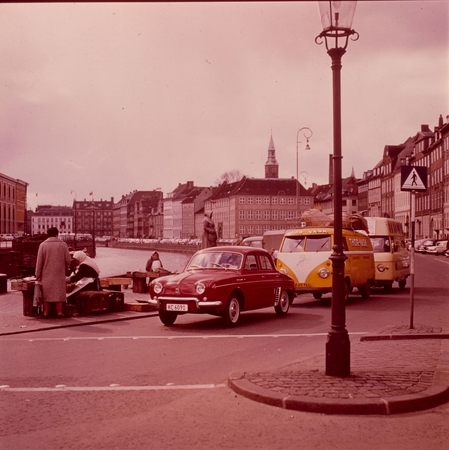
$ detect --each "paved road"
[0,252,448,449]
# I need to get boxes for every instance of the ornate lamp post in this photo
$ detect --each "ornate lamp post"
[296,127,312,225]
[315,1,358,377]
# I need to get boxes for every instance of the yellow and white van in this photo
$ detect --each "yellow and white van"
[364,217,410,291]
[276,227,375,300]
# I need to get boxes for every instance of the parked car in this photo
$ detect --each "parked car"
[240,236,263,248]
[416,239,437,253]
[148,246,295,327]
[425,240,448,255]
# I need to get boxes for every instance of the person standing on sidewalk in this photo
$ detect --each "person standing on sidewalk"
[35,227,71,318]
[201,212,217,249]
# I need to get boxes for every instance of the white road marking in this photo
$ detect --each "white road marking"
[0,383,226,392]
[9,332,367,342]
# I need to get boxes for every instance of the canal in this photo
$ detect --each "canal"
[95,246,192,277]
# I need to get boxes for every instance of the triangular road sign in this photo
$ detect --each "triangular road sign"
[401,166,427,192]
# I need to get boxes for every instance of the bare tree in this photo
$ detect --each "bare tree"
[214,169,245,186]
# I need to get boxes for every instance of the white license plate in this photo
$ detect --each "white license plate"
[166,304,188,312]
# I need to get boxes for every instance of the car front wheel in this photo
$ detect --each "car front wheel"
[222,295,241,327]
[159,310,177,326]
[275,290,290,316]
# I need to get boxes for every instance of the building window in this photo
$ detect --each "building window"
[280,197,286,205]
[304,198,310,205]
[239,210,245,220]
[255,197,262,204]
[255,225,262,235]
[247,210,254,220]
[255,210,262,220]
[239,197,245,204]
[264,210,270,220]
[288,198,294,205]
[272,210,278,220]
[264,197,270,205]
[247,197,254,204]
[272,197,278,205]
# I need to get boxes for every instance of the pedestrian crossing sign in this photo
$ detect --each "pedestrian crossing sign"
[401,166,427,192]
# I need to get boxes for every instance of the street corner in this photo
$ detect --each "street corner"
[227,369,449,416]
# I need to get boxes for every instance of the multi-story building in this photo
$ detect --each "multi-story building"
[74,198,114,238]
[112,191,163,238]
[0,172,28,236]
[31,205,73,236]
[204,177,313,239]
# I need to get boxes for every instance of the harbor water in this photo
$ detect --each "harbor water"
[95,246,192,277]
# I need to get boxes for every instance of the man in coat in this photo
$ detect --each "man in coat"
[201,212,217,249]
[35,227,71,318]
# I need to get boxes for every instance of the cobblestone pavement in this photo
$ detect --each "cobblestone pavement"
[229,330,449,415]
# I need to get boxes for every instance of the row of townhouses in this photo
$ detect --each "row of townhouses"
[2,115,448,241]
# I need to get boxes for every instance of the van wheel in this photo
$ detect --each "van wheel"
[384,283,393,293]
[313,292,323,300]
[359,280,371,299]
[398,279,406,290]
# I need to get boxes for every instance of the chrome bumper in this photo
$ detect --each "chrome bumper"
[151,296,223,309]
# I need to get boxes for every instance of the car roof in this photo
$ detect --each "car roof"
[197,245,270,255]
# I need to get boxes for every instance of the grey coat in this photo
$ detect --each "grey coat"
[35,237,71,303]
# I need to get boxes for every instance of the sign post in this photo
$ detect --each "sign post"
[401,165,427,329]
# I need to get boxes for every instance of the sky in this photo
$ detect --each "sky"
[1,1,448,210]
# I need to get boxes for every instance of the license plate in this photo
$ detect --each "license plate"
[166,304,188,312]
[297,283,310,288]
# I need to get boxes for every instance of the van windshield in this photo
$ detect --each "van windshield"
[369,236,391,253]
[281,235,331,252]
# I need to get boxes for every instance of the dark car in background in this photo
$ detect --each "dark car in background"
[148,246,295,327]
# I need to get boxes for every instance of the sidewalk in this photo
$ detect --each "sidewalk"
[2,285,449,416]
[229,324,449,415]
[0,283,158,336]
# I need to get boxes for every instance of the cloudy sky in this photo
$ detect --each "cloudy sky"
[1,1,448,210]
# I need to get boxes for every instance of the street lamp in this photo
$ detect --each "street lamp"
[296,127,312,225]
[70,190,77,245]
[315,1,358,377]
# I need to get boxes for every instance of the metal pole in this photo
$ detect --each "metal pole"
[410,190,415,329]
[325,46,350,377]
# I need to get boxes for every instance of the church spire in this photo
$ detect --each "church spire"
[265,134,279,178]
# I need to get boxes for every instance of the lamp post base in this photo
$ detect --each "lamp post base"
[325,330,350,377]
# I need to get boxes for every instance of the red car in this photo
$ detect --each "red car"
[148,246,295,327]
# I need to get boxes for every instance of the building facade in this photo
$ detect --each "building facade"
[0,172,28,236]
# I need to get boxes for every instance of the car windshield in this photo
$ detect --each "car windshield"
[187,251,243,270]
[281,235,331,252]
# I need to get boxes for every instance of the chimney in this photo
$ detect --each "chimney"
[421,124,430,132]
[329,154,334,185]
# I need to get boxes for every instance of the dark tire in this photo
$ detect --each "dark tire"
[384,283,393,293]
[222,295,241,327]
[312,292,323,300]
[159,310,177,326]
[275,290,290,316]
[398,279,407,290]
[359,280,371,299]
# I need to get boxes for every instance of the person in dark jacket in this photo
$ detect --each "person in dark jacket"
[66,250,100,294]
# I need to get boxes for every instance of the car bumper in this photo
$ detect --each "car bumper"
[149,296,223,311]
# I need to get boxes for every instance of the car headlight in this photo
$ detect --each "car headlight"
[318,268,330,279]
[196,282,206,295]
[153,282,163,294]
[279,268,287,274]
[377,264,387,272]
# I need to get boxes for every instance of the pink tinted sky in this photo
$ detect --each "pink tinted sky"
[1,1,448,209]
